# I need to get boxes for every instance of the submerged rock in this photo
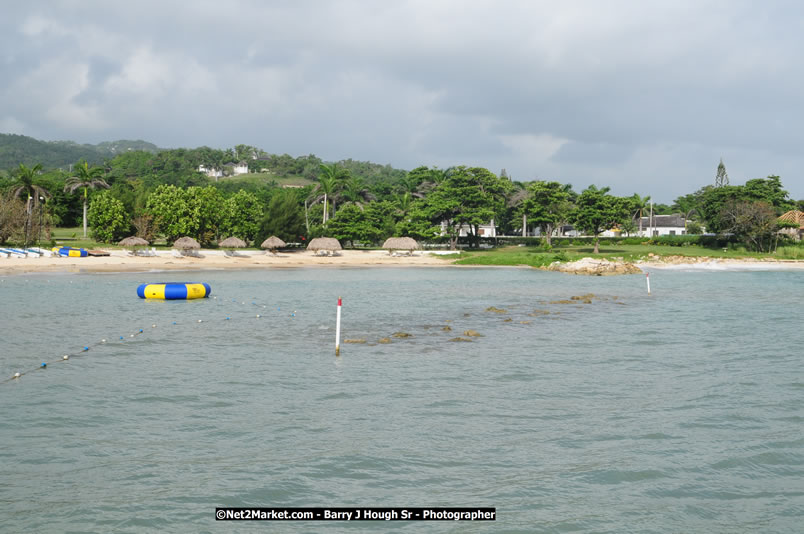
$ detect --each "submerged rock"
[343,339,366,344]
[463,330,483,337]
[503,317,513,322]
[442,325,452,332]
[485,306,508,313]
[392,332,412,338]
[378,337,392,344]
[449,337,473,342]
[529,310,550,316]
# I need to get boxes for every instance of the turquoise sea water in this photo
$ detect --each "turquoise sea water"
[1,267,802,533]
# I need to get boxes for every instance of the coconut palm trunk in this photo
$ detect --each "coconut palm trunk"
[82,187,88,238]
[64,161,110,238]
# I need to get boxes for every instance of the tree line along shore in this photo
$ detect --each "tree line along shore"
[1,141,802,262]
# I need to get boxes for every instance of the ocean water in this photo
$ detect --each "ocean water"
[0,267,802,533]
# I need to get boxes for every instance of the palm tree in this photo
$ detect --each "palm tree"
[396,191,413,216]
[309,163,349,224]
[309,175,337,225]
[631,194,651,236]
[415,166,454,197]
[340,176,375,210]
[11,163,50,212]
[64,161,110,237]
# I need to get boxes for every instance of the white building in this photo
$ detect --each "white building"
[602,214,689,237]
[440,219,498,237]
[232,162,249,175]
[198,164,222,179]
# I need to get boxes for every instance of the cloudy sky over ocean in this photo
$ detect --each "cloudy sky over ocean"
[2,0,802,201]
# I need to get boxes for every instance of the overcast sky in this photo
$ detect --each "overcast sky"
[2,0,803,202]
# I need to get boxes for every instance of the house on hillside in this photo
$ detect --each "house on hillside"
[223,162,250,176]
[778,210,804,240]
[198,164,222,179]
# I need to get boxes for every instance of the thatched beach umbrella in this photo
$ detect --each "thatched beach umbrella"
[219,236,247,248]
[174,236,200,249]
[382,237,419,254]
[119,236,149,255]
[307,237,342,254]
[173,236,201,256]
[119,236,149,248]
[261,236,286,252]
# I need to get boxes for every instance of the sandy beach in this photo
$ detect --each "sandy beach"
[0,249,454,276]
[2,249,803,276]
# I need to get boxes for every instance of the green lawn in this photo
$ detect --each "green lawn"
[216,173,313,188]
[441,243,802,267]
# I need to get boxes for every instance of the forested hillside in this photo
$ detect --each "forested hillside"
[0,134,160,170]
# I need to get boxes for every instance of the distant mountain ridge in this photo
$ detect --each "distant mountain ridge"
[0,133,161,170]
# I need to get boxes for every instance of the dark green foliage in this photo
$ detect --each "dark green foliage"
[572,185,630,253]
[259,189,306,243]
[145,184,224,245]
[699,185,745,233]
[88,191,129,243]
[395,203,439,242]
[522,181,573,245]
[423,166,512,249]
[326,201,398,245]
[742,176,794,212]
[219,190,262,243]
[715,158,729,187]
[331,158,407,185]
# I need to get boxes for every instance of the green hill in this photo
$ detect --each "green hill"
[0,133,408,189]
[0,133,160,170]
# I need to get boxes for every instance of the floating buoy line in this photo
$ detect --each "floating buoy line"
[1,293,295,386]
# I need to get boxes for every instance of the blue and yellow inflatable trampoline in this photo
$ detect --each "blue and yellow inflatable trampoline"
[52,246,88,257]
[137,282,211,300]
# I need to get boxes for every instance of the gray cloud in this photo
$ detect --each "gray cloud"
[1,0,803,201]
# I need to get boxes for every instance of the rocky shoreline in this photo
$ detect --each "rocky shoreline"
[541,254,804,275]
[541,257,642,275]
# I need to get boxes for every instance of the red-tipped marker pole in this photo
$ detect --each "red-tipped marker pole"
[335,297,342,356]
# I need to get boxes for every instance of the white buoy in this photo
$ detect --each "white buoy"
[646,272,651,295]
[152,324,156,328]
[198,319,203,323]
[63,355,69,360]
[256,314,261,318]
[13,372,20,378]
[335,297,342,356]
[101,339,106,343]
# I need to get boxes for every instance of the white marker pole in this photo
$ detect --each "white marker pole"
[646,272,651,295]
[335,297,342,356]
